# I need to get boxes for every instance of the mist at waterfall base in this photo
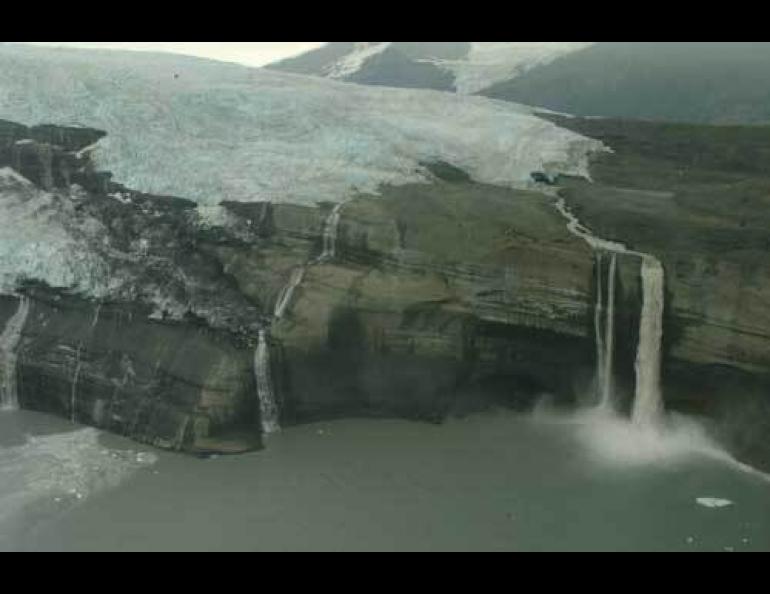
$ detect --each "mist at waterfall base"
[2,401,770,551]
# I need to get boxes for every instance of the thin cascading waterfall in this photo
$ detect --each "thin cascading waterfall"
[0,296,30,411]
[273,201,345,321]
[600,252,618,410]
[594,252,605,403]
[254,329,280,434]
[255,200,347,435]
[632,256,665,425]
[71,343,83,423]
[319,201,344,262]
[273,267,306,320]
[553,197,666,423]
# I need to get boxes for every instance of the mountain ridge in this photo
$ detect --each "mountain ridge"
[266,42,591,93]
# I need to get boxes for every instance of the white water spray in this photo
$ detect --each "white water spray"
[632,256,665,425]
[254,330,280,435]
[273,201,346,321]
[0,296,30,411]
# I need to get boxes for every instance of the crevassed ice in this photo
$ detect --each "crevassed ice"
[0,44,604,208]
[0,168,112,295]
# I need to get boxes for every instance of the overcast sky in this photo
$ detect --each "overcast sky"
[19,42,326,67]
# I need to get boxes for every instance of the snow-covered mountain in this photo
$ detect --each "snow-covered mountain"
[479,42,770,125]
[0,43,600,209]
[266,42,592,94]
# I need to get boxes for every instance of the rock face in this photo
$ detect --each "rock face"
[0,119,265,453]
[8,293,256,453]
[0,119,602,453]
[4,114,770,471]
[268,173,597,422]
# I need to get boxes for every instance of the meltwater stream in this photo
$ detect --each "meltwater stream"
[633,257,666,425]
[600,252,618,409]
[553,198,664,423]
[0,296,30,411]
[319,201,345,262]
[253,201,348,435]
[254,330,280,435]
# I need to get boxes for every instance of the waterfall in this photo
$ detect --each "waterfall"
[319,202,344,262]
[254,330,280,434]
[594,252,605,403]
[632,256,665,425]
[600,253,617,409]
[553,197,665,424]
[273,267,306,320]
[39,143,54,190]
[272,201,345,320]
[0,296,30,411]
[71,344,83,423]
[254,200,347,436]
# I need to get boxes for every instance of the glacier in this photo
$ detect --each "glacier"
[0,44,603,209]
[0,167,112,295]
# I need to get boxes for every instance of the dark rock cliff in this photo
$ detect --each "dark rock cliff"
[0,119,600,454]
[3,116,770,471]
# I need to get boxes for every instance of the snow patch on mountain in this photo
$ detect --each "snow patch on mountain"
[439,42,593,95]
[324,42,391,78]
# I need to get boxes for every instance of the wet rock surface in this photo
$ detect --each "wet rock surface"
[546,115,770,468]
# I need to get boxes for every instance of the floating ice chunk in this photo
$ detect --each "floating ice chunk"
[0,167,33,187]
[696,497,734,508]
[135,452,155,464]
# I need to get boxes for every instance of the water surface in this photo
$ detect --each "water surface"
[2,409,768,551]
